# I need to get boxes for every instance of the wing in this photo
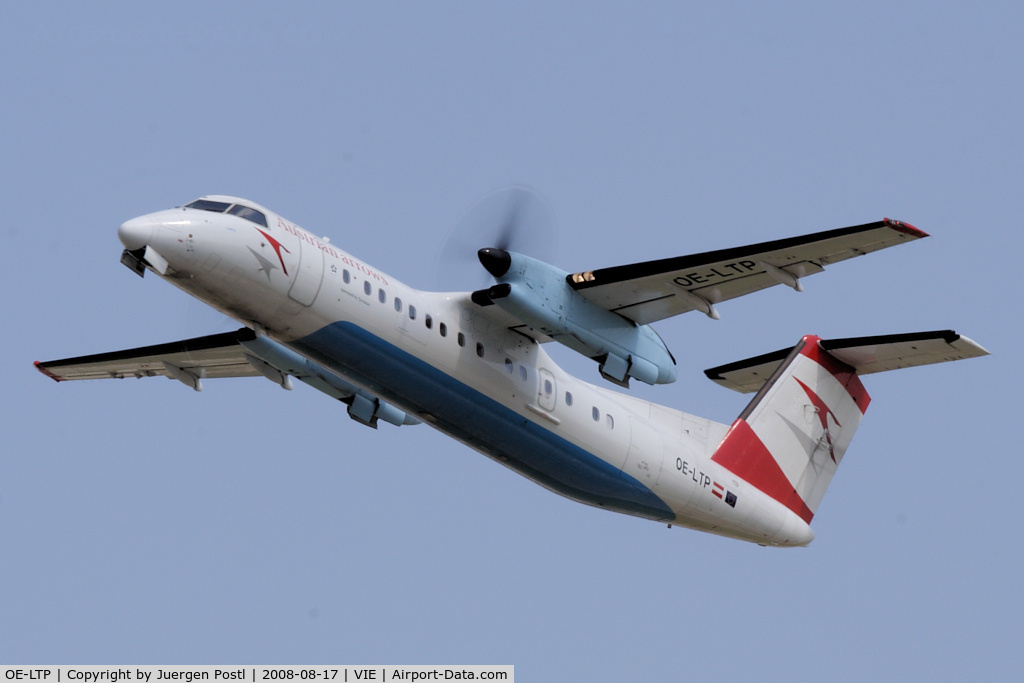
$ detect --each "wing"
[567,219,927,325]
[35,330,258,390]
[36,329,417,427]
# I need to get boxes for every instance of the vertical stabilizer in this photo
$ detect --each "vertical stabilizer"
[711,336,870,523]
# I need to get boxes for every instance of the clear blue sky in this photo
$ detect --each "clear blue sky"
[3,2,1021,678]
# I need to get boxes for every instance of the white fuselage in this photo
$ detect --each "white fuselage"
[119,197,814,546]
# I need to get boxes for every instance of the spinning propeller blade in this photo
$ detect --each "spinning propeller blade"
[435,186,556,290]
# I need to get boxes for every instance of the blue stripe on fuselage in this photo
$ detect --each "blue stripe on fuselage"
[293,321,674,522]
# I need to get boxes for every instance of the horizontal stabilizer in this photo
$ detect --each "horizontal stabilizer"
[706,330,989,393]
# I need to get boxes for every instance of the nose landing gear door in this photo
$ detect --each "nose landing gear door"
[288,235,325,306]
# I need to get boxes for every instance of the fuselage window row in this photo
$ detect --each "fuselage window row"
[344,270,522,390]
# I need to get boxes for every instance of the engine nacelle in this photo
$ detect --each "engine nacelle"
[472,250,676,386]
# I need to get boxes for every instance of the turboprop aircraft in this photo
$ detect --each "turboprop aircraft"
[35,195,988,546]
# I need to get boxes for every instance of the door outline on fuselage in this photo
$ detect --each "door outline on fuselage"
[623,415,664,490]
[396,297,429,346]
[288,234,325,306]
[537,368,557,411]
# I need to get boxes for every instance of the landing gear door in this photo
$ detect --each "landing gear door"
[289,236,325,306]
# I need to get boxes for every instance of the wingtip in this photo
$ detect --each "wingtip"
[34,361,64,382]
[884,218,929,238]
[949,333,991,358]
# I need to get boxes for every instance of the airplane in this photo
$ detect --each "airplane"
[35,195,989,546]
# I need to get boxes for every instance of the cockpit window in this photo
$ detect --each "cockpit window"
[186,199,232,213]
[227,204,269,227]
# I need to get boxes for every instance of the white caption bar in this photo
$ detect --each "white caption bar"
[1,667,513,683]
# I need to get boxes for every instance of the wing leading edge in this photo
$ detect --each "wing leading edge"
[567,219,927,325]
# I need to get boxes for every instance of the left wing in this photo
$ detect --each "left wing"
[36,329,419,427]
[35,330,259,390]
[567,219,927,325]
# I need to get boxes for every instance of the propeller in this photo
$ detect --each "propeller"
[434,186,556,291]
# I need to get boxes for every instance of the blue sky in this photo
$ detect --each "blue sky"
[3,2,1021,678]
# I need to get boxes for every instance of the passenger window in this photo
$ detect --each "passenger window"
[425,315,433,330]
[378,289,386,304]
[592,407,600,421]
[476,342,485,358]
[606,414,615,429]
[565,391,573,406]
[439,323,447,337]
[408,305,417,320]
[394,297,402,313]
[364,281,372,295]
[343,269,350,284]
[505,358,514,373]
[519,366,528,381]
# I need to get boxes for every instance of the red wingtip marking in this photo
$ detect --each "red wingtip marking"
[35,361,64,382]
[884,218,929,239]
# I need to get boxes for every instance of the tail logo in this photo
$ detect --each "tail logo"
[794,378,841,463]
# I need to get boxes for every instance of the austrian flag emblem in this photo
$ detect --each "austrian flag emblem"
[712,481,738,508]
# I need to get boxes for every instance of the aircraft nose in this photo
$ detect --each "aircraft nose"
[118,214,156,251]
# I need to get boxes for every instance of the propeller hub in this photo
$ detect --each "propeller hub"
[478,248,512,278]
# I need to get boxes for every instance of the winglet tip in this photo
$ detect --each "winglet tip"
[884,218,929,239]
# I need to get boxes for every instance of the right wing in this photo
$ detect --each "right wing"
[567,219,927,325]
[35,329,259,390]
